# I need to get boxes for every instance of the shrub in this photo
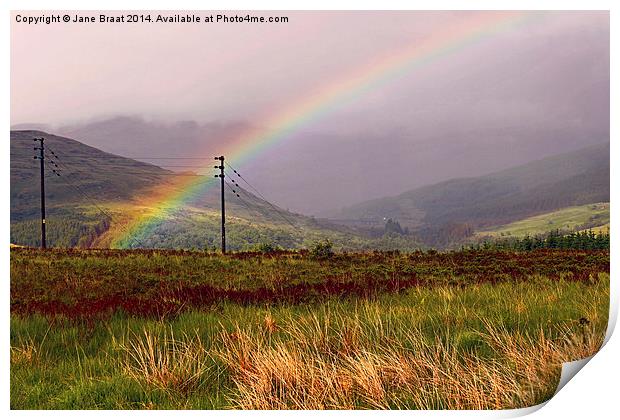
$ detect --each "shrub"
[310,239,334,259]
[254,242,278,253]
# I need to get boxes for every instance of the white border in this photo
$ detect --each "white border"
[2,1,616,419]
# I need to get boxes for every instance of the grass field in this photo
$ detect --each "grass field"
[580,223,610,234]
[475,203,609,239]
[10,248,609,409]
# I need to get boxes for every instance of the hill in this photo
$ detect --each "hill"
[13,131,607,250]
[11,130,172,220]
[329,143,609,246]
[10,130,421,250]
[18,114,608,215]
[11,130,179,247]
[474,202,609,239]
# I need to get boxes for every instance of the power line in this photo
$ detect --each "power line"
[24,161,208,169]
[46,150,120,220]
[44,146,131,202]
[13,150,215,175]
[12,163,208,178]
[11,154,207,169]
[13,153,210,160]
[224,165,302,229]
[16,144,305,247]
[45,148,147,248]
[79,171,205,177]
[223,179,264,221]
[46,146,220,211]
[21,157,216,249]
[224,168,303,233]
[12,151,204,165]
[32,150,208,178]
[11,165,39,170]
[224,163,298,221]
[224,178,274,221]
[47,163,208,168]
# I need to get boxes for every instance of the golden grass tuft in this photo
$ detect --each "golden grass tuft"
[118,329,213,395]
[114,310,605,409]
[215,314,604,409]
[263,314,279,334]
[10,339,39,365]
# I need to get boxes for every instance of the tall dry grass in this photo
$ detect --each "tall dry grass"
[10,339,40,365]
[117,330,214,396]
[217,319,601,409]
[118,311,603,409]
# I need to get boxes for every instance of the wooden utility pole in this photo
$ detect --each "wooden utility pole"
[33,137,46,249]
[214,156,226,253]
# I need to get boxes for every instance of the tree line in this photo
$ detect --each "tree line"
[468,229,609,251]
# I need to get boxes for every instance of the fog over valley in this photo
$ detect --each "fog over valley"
[11,11,609,214]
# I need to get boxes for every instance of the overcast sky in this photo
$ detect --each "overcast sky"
[11,11,609,214]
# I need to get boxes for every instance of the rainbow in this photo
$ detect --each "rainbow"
[110,11,540,248]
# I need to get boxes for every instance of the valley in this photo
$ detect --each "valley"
[11,130,610,250]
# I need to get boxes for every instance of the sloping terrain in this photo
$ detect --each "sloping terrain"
[330,143,609,240]
[11,130,419,250]
[12,131,608,249]
[475,202,609,239]
[11,130,178,247]
[11,130,172,220]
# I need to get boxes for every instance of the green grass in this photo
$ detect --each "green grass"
[476,202,609,238]
[10,249,610,409]
[10,277,609,409]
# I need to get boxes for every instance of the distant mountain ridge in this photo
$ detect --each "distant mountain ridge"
[329,142,609,240]
[13,115,608,215]
[10,130,418,250]
[11,130,608,249]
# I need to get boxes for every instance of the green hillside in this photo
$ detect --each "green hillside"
[475,202,609,239]
[10,130,421,250]
[12,131,609,250]
[330,143,609,246]
[11,130,176,247]
[11,130,172,219]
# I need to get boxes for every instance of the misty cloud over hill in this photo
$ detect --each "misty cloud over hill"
[12,12,609,214]
[20,112,607,216]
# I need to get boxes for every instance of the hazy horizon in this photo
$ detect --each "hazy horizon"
[11,11,609,214]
